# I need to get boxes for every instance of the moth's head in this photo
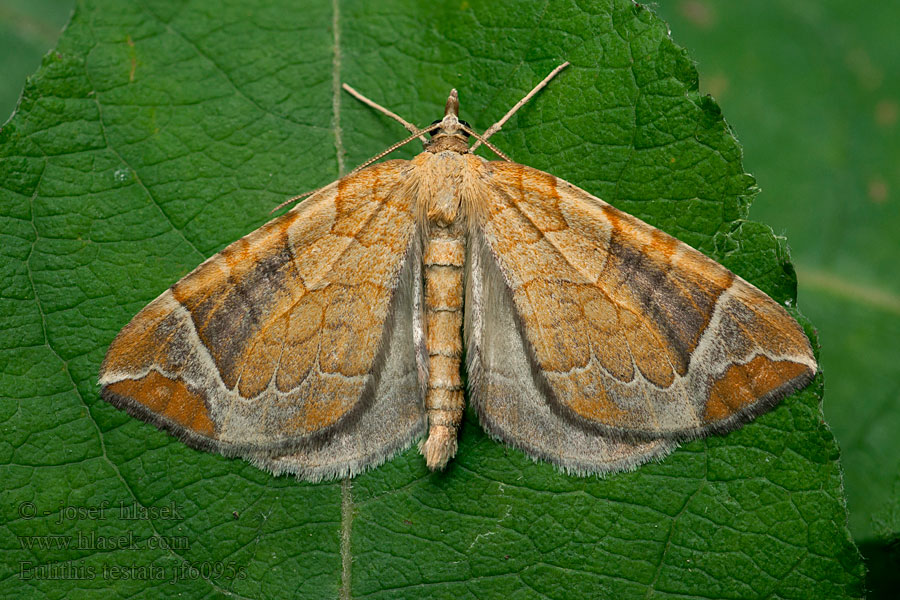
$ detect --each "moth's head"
[425,89,471,154]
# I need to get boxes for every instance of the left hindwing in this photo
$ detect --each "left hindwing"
[470,162,817,440]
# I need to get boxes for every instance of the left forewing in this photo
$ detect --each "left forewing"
[473,162,817,441]
[98,160,425,464]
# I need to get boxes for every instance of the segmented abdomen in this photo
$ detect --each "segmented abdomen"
[420,220,466,469]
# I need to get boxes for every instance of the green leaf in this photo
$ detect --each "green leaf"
[0,0,864,597]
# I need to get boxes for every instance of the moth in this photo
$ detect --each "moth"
[99,63,817,481]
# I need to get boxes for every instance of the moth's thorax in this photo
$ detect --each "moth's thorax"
[425,134,469,154]
[414,150,486,226]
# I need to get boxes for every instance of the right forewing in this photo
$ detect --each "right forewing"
[469,162,816,446]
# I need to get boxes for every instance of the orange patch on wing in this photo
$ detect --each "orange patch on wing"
[106,372,215,437]
[649,228,680,260]
[171,262,222,308]
[703,355,811,423]
[514,169,567,233]
[583,295,635,381]
[237,312,289,398]
[565,371,631,425]
[102,300,174,373]
[285,380,358,433]
[620,309,676,387]
[332,175,380,238]
[298,398,347,431]
[673,248,735,292]
[221,237,253,271]
[520,280,591,372]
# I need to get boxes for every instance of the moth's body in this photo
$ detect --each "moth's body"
[418,151,470,468]
[388,97,484,468]
[98,82,817,481]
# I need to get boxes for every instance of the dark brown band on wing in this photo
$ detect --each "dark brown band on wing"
[475,163,816,441]
[170,167,412,398]
[599,204,733,382]
[100,233,422,457]
[172,212,303,391]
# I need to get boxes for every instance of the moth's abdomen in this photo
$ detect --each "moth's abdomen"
[421,220,466,470]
